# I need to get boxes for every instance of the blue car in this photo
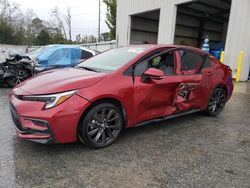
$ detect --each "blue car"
[26,45,98,73]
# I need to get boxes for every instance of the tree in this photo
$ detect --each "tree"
[103,0,116,40]
[0,19,14,44]
[75,34,82,44]
[51,7,72,42]
[88,35,97,43]
[51,7,67,40]
[35,30,51,45]
[0,0,27,45]
[13,26,25,44]
[24,9,36,46]
[31,18,44,35]
[64,7,72,43]
[101,32,110,41]
[0,0,68,45]
[50,33,67,44]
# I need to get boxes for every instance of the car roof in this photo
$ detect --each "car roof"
[42,44,98,54]
[122,44,209,55]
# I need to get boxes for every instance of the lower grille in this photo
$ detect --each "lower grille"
[9,102,56,143]
[10,103,23,132]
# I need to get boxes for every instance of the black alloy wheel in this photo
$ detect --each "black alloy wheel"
[205,88,227,116]
[6,69,29,87]
[79,103,123,148]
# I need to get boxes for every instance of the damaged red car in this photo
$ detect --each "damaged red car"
[9,45,233,148]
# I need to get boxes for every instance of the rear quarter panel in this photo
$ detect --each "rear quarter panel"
[209,55,234,101]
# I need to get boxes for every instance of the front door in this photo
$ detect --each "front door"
[133,50,181,124]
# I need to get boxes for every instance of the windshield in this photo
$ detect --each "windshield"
[77,47,148,72]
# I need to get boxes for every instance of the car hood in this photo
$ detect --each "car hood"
[17,68,108,94]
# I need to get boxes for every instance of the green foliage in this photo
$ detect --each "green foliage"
[0,0,70,45]
[50,34,68,44]
[103,0,116,40]
[101,32,110,41]
[0,19,15,44]
[35,30,51,45]
[13,29,26,45]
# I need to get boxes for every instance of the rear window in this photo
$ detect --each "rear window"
[81,50,93,59]
[180,50,203,71]
[202,56,213,69]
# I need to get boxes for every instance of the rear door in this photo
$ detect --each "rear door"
[174,49,205,111]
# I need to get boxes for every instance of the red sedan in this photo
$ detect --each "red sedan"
[9,45,233,148]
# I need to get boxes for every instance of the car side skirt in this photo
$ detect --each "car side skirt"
[134,109,201,127]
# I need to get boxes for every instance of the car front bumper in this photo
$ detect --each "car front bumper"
[9,89,91,144]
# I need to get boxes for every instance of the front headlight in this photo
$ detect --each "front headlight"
[22,90,78,109]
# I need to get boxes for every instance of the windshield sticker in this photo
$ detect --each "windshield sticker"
[127,48,145,54]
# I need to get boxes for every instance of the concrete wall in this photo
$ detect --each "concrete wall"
[0,44,29,54]
[81,41,116,52]
[117,0,194,45]
[0,42,116,55]
[224,0,250,81]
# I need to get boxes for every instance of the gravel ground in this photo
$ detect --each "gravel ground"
[0,82,250,188]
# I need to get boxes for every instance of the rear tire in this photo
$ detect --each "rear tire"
[78,103,123,149]
[205,88,227,116]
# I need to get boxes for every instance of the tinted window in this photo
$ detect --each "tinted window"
[202,56,213,69]
[134,60,149,76]
[180,50,203,71]
[81,50,93,59]
[124,51,160,76]
[134,51,175,76]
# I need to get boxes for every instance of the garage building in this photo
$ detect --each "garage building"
[116,0,250,81]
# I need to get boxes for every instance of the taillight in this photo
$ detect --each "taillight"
[227,67,232,75]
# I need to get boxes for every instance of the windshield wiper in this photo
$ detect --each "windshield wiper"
[75,66,101,73]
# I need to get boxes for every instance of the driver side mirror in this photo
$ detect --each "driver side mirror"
[143,68,164,82]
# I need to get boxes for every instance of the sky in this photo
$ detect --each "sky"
[13,0,109,39]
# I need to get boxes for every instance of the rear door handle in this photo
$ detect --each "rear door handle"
[205,71,213,76]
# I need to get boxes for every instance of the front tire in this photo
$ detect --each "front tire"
[205,88,227,116]
[79,103,123,149]
[5,69,30,87]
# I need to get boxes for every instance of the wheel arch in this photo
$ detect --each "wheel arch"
[77,97,128,141]
[205,83,228,110]
[215,84,228,99]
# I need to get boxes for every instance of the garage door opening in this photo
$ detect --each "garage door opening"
[174,0,232,51]
[130,9,160,45]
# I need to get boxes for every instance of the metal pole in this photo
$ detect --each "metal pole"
[236,51,244,82]
[98,0,101,42]
[220,51,225,63]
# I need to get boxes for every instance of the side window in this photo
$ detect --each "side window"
[180,50,203,72]
[134,51,176,76]
[81,50,93,59]
[202,56,213,69]
[134,60,149,76]
[133,51,160,76]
